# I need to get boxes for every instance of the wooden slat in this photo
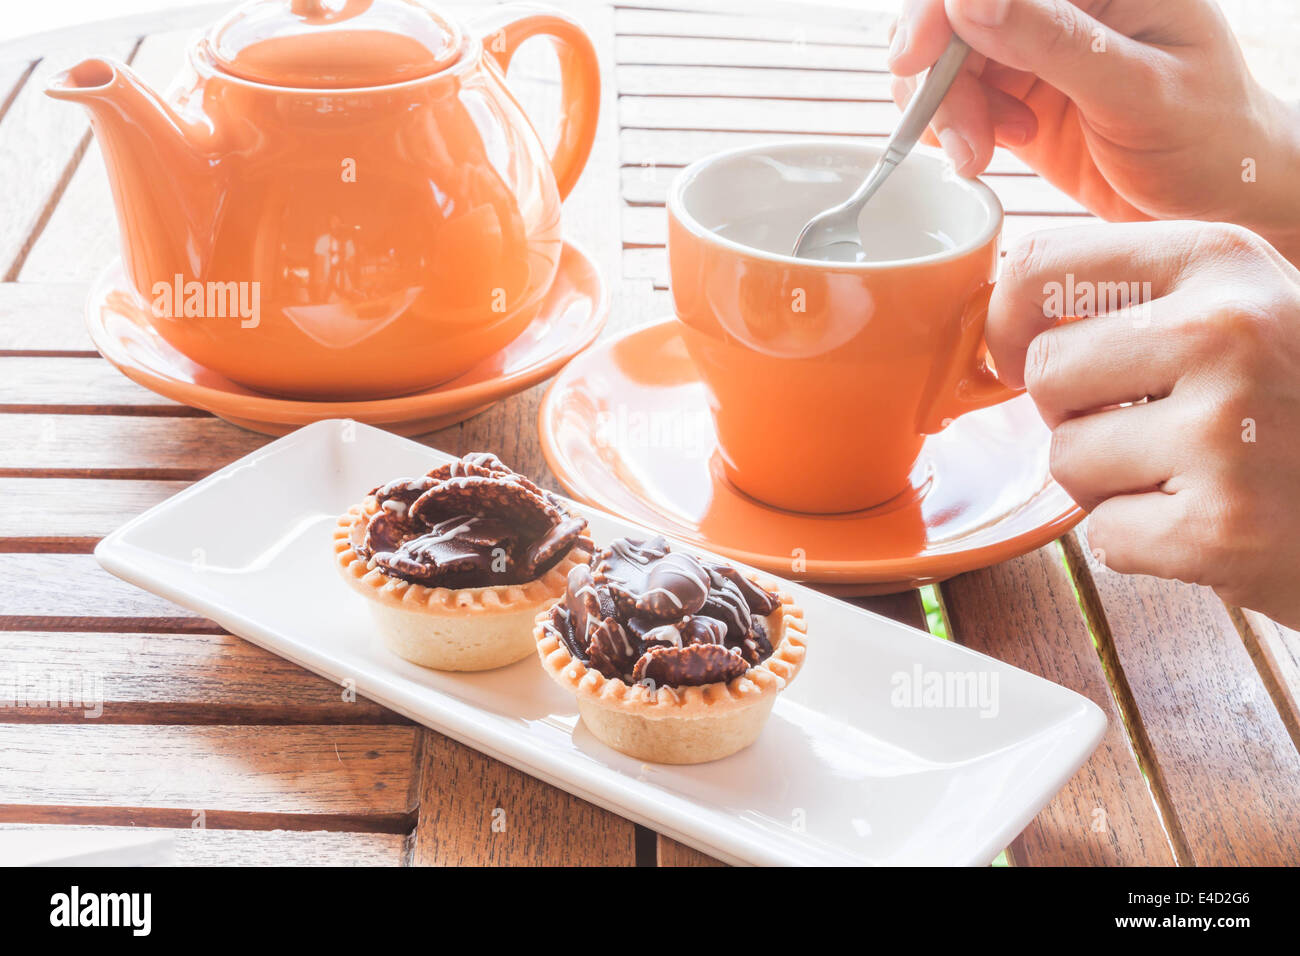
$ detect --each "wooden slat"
[621,247,667,286]
[622,94,903,133]
[617,35,888,71]
[615,7,884,45]
[852,589,930,633]
[1235,608,1300,744]
[976,177,1093,215]
[0,477,186,547]
[621,128,1036,173]
[0,37,138,280]
[657,836,724,866]
[618,63,891,98]
[604,278,673,334]
[409,730,638,865]
[0,824,407,865]
[618,0,888,30]
[0,631,398,724]
[20,31,199,283]
[0,282,92,353]
[0,356,193,414]
[0,414,267,478]
[1063,532,1300,865]
[0,553,212,631]
[809,211,1088,247]
[0,724,418,831]
[941,545,1176,865]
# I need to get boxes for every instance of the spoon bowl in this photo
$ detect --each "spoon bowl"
[792,34,970,261]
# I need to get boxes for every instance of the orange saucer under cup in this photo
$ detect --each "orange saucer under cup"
[539,319,1082,594]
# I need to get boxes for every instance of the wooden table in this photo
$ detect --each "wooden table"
[1,0,1298,867]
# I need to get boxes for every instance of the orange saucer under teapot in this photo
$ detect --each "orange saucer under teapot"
[47,0,600,400]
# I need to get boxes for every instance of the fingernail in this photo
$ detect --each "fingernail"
[887,21,908,66]
[938,128,975,172]
[960,0,1010,27]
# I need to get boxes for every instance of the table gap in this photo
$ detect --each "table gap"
[0,349,100,358]
[0,469,218,481]
[0,616,226,634]
[0,61,37,126]
[617,62,890,75]
[615,33,884,51]
[2,37,145,282]
[0,805,419,835]
[619,92,891,103]
[0,537,99,553]
[1226,607,1300,750]
[1057,533,1192,864]
[0,406,211,417]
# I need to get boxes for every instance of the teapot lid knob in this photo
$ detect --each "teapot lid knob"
[208,0,464,89]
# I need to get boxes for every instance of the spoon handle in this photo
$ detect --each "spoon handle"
[885,33,970,167]
[790,33,971,258]
[825,34,969,219]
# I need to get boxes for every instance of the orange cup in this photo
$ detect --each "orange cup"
[668,140,1020,514]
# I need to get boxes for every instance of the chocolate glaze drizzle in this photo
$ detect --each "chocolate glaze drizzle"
[543,536,780,687]
[351,453,589,588]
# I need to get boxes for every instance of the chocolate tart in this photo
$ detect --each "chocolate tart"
[534,537,806,763]
[336,453,591,671]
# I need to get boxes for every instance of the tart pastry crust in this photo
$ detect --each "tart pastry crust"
[336,501,590,671]
[535,584,806,763]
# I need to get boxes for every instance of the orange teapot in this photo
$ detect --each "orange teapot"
[47,0,599,399]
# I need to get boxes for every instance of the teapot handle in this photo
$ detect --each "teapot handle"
[474,5,601,200]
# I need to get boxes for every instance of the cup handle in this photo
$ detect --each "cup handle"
[474,4,601,200]
[916,282,1024,434]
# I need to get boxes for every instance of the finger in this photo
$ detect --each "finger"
[980,59,1036,100]
[1021,291,1199,427]
[988,222,1200,388]
[943,0,1160,117]
[890,73,913,112]
[1086,491,1200,583]
[888,0,953,75]
[927,69,996,175]
[898,71,1036,150]
[986,85,1038,147]
[891,74,943,147]
[1047,401,1182,512]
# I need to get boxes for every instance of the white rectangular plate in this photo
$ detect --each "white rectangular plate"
[96,420,1105,866]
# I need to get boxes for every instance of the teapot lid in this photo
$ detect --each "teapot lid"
[207,0,464,88]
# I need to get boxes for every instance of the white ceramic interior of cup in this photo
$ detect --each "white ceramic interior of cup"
[670,140,1003,267]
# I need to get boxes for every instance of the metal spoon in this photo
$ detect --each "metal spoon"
[792,34,970,261]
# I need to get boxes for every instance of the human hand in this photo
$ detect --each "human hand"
[888,0,1300,263]
[987,221,1300,627]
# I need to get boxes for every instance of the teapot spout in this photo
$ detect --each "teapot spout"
[46,55,209,165]
[45,58,198,145]
[45,57,120,102]
[46,58,217,283]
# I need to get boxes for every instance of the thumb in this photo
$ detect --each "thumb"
[943,0,1155,115]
